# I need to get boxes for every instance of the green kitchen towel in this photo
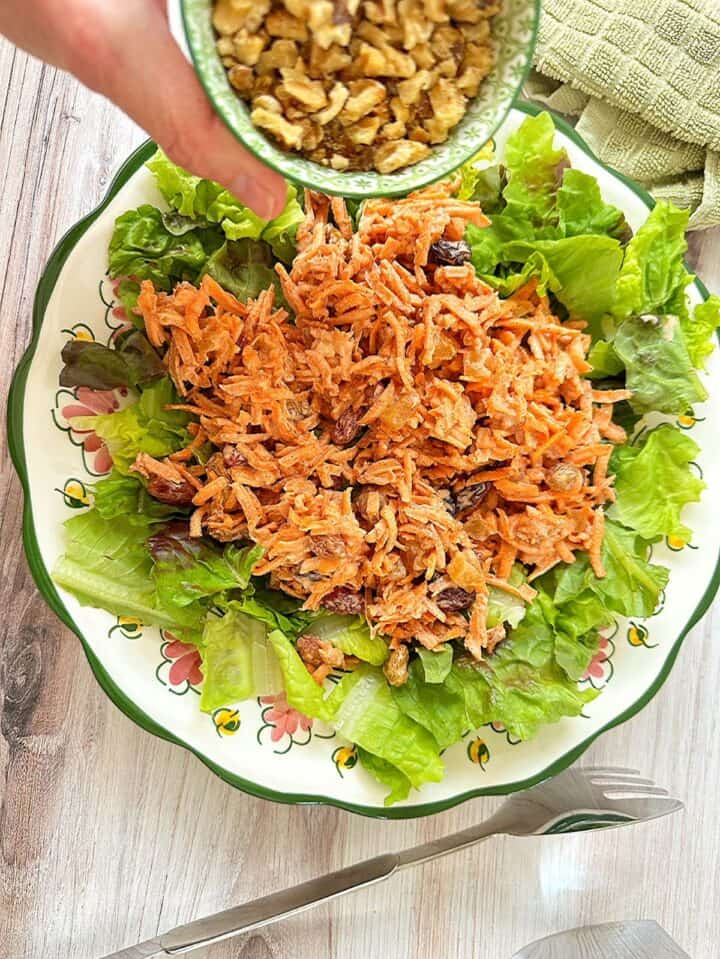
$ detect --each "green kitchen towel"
[526,0,720,229]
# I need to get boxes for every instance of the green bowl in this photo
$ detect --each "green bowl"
[179,0,540,197]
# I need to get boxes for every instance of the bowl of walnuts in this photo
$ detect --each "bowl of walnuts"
[179,0,539,197]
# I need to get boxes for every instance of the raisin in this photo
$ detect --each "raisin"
[331,409,360,445]
[383,645,409,687]
[428,239,471,266]
[436,587,475,612]
[547,463,584,493]
[146,476,196,506]
[323,587,364,615]
[312,534,346,557]
[453,482,488,515]
[223,445,247,467]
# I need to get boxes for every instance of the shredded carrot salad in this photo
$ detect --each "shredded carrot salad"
[132,183,630,659]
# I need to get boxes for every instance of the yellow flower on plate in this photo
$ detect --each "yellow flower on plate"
[466,737,490,769]
[213,708,241,737]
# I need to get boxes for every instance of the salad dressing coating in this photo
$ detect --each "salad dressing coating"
[132,182,629,664]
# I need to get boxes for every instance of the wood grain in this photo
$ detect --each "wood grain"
[1,39,719,959]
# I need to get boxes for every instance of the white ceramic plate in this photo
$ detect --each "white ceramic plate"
[9,104,720,818]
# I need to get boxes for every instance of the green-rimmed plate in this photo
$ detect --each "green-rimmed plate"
[176,0,540,197]
[7,103,720,818]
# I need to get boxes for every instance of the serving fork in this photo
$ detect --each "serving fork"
[101,766,682,959]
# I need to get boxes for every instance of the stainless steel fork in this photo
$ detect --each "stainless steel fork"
[101,766,682,959]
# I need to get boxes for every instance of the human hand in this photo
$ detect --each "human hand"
[0,0,287,218]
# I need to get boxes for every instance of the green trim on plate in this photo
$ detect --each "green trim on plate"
[7,102,720,819]
[179,0,541,198]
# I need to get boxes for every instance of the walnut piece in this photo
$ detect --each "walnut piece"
[375,138,431,173]
[251,106,304,149]
[213,0,500,173]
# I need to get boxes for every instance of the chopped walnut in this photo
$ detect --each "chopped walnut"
[375,138,431,173]
[251,106,304,149]
[297,634,346,671]
[425,78,467,143]
[314,83,350,125]
[213,0,500,173]
[266,8,308,40]
[346,115,383,146]
[228,64,254,95]
[279,68,329,111]
[257,39,299,73]
[340,79,387,124]
[232,31,268,66]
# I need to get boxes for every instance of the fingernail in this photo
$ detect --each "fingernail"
[228,175,285,219]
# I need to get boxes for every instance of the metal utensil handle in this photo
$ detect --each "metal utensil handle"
[160,852,400,955]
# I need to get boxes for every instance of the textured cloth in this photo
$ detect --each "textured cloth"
[526,0,720,229]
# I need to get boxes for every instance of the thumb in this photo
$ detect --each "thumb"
[92,1,287,219]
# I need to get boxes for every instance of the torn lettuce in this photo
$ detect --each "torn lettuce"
[146,149,303,263]
[68,377,191,475]
[612,314,707,415]
[199,610,283,713]
[299,614,388,666]
[611,425,705,543]
[464,114,625,325]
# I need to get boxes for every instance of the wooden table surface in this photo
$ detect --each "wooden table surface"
[1,42,719,959]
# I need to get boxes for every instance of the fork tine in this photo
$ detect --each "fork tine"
[589,773,656,787]
[602,784,670,798]
[581,765,641,776]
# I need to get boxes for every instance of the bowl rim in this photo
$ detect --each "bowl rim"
[7,101,720,819]
[178,0,542,197]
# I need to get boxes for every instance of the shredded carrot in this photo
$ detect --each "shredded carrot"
[132,184,629,659]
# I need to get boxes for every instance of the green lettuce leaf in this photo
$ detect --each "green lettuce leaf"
[115,278,143,319]
[198,609,283,713]
[416,645,454,683]
[557,168,629,240]
[300,614,388,665]
[91,469,186,527]
[553,519,668,618]
[266,629,334,721]
[502,112,567,228]
[52,510,204,633]
[69,378,191,474]
[147,149,303,262]
[487,565,528,629]
[149,523,263,609]
[108,205,221,289]
[502,236,623,325]
[392,660,471,750]
[611,425,704,542]
[587,340,624,379]
[203,238,288,306]
[479,653,596,741]
[613,202,691,319]
[457,143,504,211]
[612,314,707,414]
[223,591,316,637]
[357,748,411,806]
[329,666,444,789]
[59,330,165,391]
[683,295,720,369]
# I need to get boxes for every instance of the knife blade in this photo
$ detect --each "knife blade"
[512,920,691,959]
[99,938,165,959]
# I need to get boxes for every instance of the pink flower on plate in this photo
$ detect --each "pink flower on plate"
[259,693,313,743]
[582,636,614,688]
[163,636,204,688]
[61,387,121,474]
